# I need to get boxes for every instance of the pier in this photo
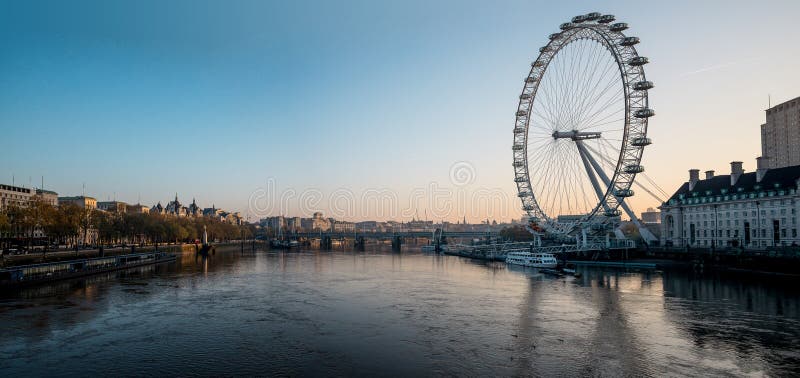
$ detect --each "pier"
[0,251,177,288]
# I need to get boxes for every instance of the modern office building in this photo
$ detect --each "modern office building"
[761,96,800,169]
[0,184,33,211]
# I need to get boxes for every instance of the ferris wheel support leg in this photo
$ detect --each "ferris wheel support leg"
[582,228,588,248]
[575,142,611,211]
[576,141,659,245]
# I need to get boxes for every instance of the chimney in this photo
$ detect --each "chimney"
[756,156,769,183]
[689,169,700,190]
[730,161,744,186]
[705,170,715,180]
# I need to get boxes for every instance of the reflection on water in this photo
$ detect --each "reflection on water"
[0,246,798,376]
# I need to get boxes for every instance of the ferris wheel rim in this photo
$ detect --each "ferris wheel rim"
[512,14,652,234]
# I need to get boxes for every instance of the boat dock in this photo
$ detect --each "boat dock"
[566,260,658,269]
[0,251,177,288]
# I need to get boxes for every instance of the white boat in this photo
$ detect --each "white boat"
[505,251,558,268]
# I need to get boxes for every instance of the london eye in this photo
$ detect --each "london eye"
[512,13,657,242]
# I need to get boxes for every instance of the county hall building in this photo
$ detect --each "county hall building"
[660,97,800,249]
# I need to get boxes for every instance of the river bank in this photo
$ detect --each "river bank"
[0,241,261,268]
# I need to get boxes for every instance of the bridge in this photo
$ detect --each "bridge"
[281,230,498,251]
[291,230,498,239]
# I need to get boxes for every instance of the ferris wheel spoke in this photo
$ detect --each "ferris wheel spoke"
[540,143,568,206]
[578,75,623,125]
[578,84,623,127]
[578,86,625,131]
[565,42,590,128]
[584,141,620,179]
[573,54,618,124]
[570,45,607,124]
[536,86,564,131]
[531,110,560,130]
[581,112,625,131]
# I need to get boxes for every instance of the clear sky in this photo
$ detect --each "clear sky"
[1,0,799,222]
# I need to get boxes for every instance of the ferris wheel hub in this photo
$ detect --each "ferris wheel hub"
[551,130,602,140]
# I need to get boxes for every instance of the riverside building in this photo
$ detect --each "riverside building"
[0,184,33,211]
[659,160,800,249]
[761,96,800,169]
[58,196,97,209]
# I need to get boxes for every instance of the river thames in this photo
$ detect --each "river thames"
[1,246,799,377]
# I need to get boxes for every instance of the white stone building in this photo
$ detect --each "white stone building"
[660,160,800,249]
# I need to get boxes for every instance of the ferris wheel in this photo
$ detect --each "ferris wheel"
[513,13,654,237]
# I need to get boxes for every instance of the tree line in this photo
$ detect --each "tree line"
[0,198,256,249]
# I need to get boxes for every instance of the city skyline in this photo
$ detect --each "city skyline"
[2,1,799,222]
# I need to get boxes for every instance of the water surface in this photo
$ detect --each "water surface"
[1,246,798,376]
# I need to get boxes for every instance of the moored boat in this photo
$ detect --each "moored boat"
[0,251,176,288]
[505,251,558,268]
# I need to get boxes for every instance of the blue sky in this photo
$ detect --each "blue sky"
[2,1,799,221]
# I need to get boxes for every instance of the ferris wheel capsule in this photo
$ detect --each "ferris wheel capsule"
[598,14,615,23]
[610,22,628,32]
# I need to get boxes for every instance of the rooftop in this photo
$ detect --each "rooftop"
[35,189,58,195]
[58,195,97,201]
[667,165,800,202]
[766,96,800,114]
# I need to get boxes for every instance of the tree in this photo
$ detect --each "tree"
[49,203,82,246]
[0,209,10,249]
[76,207,96,246]
[499,225,536,242]
[93,210,115,246]
[25,198,56,247]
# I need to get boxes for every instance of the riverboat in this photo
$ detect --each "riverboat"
[505,251,558,268]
